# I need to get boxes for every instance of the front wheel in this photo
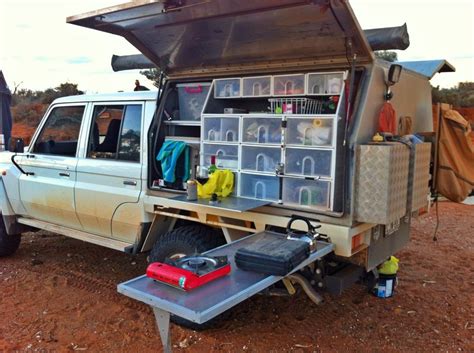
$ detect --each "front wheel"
[0,217,21,257]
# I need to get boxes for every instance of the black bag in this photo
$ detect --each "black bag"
[234,232,310,276]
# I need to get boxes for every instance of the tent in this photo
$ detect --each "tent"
[0,70,13,147]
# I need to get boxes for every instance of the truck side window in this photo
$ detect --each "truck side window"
[33,106,85,157]
[88,104,142,162]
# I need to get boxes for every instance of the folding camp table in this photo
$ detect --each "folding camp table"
[118,231,334,353]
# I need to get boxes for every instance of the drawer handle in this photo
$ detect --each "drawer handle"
[59,172,70,177]
[123,180,137,186]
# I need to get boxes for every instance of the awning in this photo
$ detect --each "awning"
[398,60,455,79]
[68,0,374,78]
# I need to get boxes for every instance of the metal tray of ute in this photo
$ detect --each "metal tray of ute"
[118,231,334,324]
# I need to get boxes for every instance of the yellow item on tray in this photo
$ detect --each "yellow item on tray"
[197,169,234,198]
[378,256,399,275]
[313,119,323,127]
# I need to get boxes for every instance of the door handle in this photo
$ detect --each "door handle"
[59,172,70,177]
[123,180,137,186]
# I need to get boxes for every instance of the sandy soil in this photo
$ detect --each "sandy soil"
[0,201,472,353]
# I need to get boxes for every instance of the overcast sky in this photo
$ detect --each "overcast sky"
[0,0,472,93]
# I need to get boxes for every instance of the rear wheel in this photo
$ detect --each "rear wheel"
[148,224,226,330]
[0,217,21,257]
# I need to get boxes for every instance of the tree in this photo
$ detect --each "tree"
[374,50,398,62]
[139,68,161,88]
[432,82,474,107]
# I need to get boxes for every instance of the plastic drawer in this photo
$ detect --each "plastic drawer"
[241,146,281,173]
[282,178,330,209]
[214,78,241,98]
[202,144,238,170]
[307,73,344,95]
[203,117,240,142]
[285,148,332,177]
[176,83,210,120]
[242,76,272,97]
[286,117,333,147]
[242,117,282,144]
[273,74,305,96]
[239,173,279,201]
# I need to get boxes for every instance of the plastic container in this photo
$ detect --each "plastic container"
[241,146,281,173]
[286,117,333,147]
[273,74,305,96]
[202,117,240,142]
[285,148,332,177]
[177,83,211,120]
[372,274,397,298]
[239,173,279,201]
[242,76,272,97]
[235,232,310,276]
[307,73,344,95]
[202,144,238,170]
[282,178,330,209]
[242,117,282,144]
[214,78,241,98]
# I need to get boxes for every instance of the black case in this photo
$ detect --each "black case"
[234,232,310,276]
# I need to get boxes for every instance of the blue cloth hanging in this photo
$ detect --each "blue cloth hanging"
[156,141,189,183]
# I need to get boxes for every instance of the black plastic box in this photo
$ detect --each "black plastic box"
[234,232,310,276]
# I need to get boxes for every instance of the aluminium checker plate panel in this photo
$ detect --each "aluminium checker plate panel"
[407,142,431,212]
[354,143,410,225]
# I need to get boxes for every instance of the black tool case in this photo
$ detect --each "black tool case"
[234,231,310,276]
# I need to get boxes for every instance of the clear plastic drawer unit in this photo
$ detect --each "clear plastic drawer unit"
[286,117,334,147]
[241,146,281,173]
[202,116,240,142]
[214,78,241,98]
[273,74,305,96]
[283,178,331,209]
[242,76,272,97]
[307,73,344,95]
[242,117,282,144]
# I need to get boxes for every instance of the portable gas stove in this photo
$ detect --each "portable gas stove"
[146,255,231,291]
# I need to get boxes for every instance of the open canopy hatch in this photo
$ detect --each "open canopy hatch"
[68,0,373,78]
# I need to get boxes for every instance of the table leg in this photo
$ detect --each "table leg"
[152,307,172,353]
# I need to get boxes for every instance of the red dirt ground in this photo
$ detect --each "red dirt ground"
[0,201,472,352]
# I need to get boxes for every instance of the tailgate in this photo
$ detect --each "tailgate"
[68,0,373,77]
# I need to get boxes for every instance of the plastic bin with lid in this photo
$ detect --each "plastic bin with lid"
[286,117,334,147]
[242,76,272,97]
[202,116,240,142]
[241,146,281,173]
[282,178,330,209]
[284,148,332,177]
[202,144,238,170]
[239,173,279,201]
[214,78,241,98]
[273,74,305,96]
[242,116,282,144]
[177,83,211,121]
[307,73,344,95]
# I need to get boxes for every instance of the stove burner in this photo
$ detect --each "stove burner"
[147,255,231,291]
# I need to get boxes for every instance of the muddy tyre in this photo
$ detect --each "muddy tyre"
[0,217,21,257]
[148,224,226,330]
[148,224,224,263]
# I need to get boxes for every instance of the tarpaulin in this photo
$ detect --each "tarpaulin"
[436,109,474,202]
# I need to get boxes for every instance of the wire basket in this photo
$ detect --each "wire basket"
[269,98,323,115]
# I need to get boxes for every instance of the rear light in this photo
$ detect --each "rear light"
[351,233,362,250]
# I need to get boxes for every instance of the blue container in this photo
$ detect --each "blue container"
[372,274,397,298]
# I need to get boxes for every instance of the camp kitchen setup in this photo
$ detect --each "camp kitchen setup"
[67,0,449,350]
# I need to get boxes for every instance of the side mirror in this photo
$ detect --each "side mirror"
[8,137,25,153]
[387,64,402,86]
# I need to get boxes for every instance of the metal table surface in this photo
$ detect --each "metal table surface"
[117,232,334,352]
[170,194,271,213]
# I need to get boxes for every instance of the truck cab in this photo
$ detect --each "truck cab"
[0,91,158,254]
